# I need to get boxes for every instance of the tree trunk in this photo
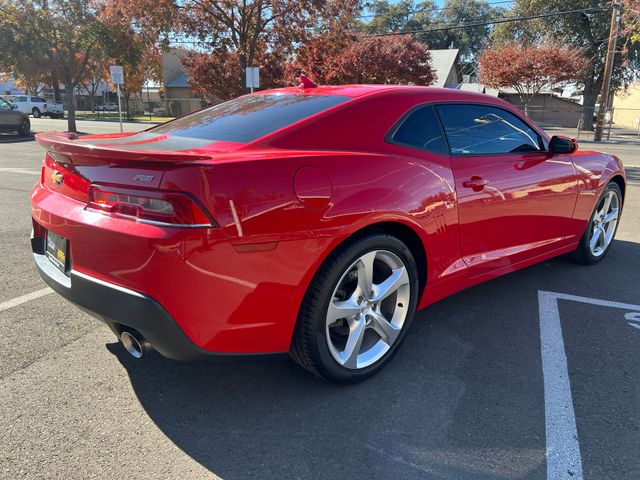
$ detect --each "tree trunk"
[581,91,598,132]
[51,72,61,103]
[65,81,77,132]
[580,62,601,132]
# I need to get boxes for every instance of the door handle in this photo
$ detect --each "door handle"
[463,176,490,191]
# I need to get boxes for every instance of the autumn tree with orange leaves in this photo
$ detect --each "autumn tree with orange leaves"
[288,34,434,86]
[479,42,588,115]
[179,0,361,95]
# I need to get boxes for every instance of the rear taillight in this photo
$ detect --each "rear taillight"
[87,185,215,228]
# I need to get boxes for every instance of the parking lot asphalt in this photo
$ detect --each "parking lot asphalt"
[0,121,639,479]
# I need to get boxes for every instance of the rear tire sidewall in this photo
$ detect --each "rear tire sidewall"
[32,108,41,118]
[578,182,622,264]
[310,235,419,383]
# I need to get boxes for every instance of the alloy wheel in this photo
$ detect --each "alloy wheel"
[589,189,620,257]
[325,249,411,370]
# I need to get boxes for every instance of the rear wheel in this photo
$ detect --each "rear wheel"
[32,107,41,118]
[290,234,419,383]
[570,182,622,264]
[18,117,30,136]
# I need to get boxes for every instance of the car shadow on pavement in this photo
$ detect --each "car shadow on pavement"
[108,239,640,480]
[0,133,35,144]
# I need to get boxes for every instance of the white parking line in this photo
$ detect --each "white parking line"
[0,167,40,176]
[0,288,53,313]
[538,291,640,480]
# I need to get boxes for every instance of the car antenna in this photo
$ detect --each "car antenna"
[299,75,318,89]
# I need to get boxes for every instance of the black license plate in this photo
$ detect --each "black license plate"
[45,230,69,275]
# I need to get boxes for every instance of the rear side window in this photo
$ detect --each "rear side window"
[435,104,542,155]
[389,106,448,155]
[150,94,349,143]
[34,97,46,103]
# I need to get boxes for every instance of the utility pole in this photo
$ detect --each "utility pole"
[594,2,621,141]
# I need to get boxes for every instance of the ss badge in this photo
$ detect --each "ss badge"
[133,175,154,182]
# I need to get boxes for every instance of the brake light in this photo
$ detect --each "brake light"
[87,185,215,228]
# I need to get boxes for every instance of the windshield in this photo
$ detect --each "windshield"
[149,94,349,144]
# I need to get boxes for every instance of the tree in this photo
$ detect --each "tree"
[179,0,361,93]
[428,0,506,71]
[0,0,110,132]
[182,50,243,100]
[479,42,587,115]
[0,1,51,96]
[363,0,436,34]
[362,0,505,72]
[287,34,434,85]
[99,9,161,118]
[492,0,640,130]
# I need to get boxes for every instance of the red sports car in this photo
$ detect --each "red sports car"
[31,83,625,383]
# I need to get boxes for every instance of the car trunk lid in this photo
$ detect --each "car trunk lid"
[36,131,219,204]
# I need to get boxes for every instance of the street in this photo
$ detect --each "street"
[0,121,639,479]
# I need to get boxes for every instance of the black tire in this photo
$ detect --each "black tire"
[18,118,30,136]
[290,233,419,383]
[570,181,622,265]
[32,107,41,118]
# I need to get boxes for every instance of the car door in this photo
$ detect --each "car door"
[0,99,20,127]
[13,96,27,114]
[435,103,578,277]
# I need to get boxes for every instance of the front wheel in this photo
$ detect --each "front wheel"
[570,182,622,264]
[290,234,419,383]
[18,118,30,136]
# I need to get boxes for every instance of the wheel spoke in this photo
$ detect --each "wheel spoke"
[589,226,602,251]
[357,251,377,297]
[341,316,366,368]
[370,311,400,346]
[603,208,618,224]
[371,266,409,302]
[327,298,361,323]
[601,191,613,217]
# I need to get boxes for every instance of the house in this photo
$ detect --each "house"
[162,50,204,116]
[429,49,462,88]
[498,93,582,128]
[612,82,640,131]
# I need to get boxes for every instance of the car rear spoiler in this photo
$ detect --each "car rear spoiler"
[35,132,213,164]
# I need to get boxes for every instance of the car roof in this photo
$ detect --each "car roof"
[259,84,495,102]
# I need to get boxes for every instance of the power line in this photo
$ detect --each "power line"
[356,0,515,20]
[167,6,610,45]
[362,6,610,36]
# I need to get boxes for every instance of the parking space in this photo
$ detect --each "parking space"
[0,129,638,479]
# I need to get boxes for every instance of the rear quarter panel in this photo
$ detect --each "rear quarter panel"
[571,150,626,225]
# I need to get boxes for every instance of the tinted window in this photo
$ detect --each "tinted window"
[391,106,448,154]
[15,96,26,102]
[150,94,349,143]
[435,104,542,155]
[34,97,46,103]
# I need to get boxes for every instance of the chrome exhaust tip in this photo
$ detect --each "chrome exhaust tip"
[120,330,150,359]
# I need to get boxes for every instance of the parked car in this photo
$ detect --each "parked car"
[95,102,118,112]
[45,101,64,119]
[0,98,30,135]
[11,95,49,118]
[31,83,626,383]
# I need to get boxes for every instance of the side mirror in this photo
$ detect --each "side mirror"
[549,135,577,154]
[10,103,16,109]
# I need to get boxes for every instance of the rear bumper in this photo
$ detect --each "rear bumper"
[32,236,285,362]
